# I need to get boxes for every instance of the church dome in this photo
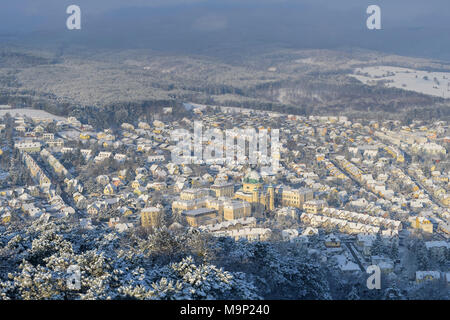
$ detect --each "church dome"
[243,170,263,184]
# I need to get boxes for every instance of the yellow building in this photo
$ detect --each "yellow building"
[131,180,141,190]
[172,199,198,213]
[150,182,166,191]
[242,171,263,193]
[103,184,115,195]
[416,271,441,283]
[412,217,433,233]
[211,182,234,198]
[141,207,164,228]
[205,198,224,216]
[384,146,404,163]
[121,207,133,216]
[182,208,218,227]
[280,187,313,209]
[442,196,450,207]
[324,234,341,248]
[303,200,326,214]
[234,170,275,213]
[1,213,11,224]
[223,201,251,221]
[180,188,210,201]
[79,133,90,140]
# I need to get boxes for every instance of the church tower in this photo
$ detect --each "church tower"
[252,187,259,203]
[268,184,275,211]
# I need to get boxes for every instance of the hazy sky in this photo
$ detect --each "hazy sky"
[1,0,449,60]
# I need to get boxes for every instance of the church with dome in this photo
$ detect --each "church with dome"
[234,170,275,213]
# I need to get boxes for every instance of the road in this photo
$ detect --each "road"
[343,241,366,272]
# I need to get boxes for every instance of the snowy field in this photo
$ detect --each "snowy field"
[59,130,82,140]
[350,66,450,98]
[0,107,66,121]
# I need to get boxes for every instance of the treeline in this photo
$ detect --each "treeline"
[0,88,191,129]
[1,75,448,128]
[0,51,54,68]
[67,100,186,129]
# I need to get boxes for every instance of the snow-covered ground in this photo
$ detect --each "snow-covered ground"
[0,170,9,180]
[350,66,450,98]
[0,108,66,121]
[59,130,82,140]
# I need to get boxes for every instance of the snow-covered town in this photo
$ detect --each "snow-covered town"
[0,104,448,300]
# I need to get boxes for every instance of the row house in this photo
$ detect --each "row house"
[15,141,41,153]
